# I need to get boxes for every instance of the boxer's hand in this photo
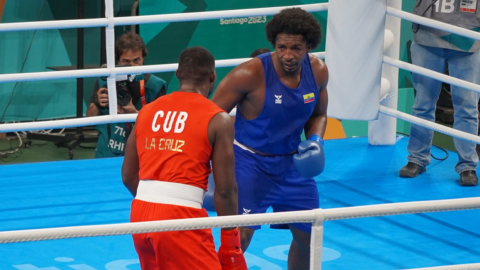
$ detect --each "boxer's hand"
[293,134,325,178]
[218,228,247,270]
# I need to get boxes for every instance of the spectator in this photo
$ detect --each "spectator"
[400,0,480,186]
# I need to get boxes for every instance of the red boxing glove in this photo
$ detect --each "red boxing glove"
[217,228,248,270]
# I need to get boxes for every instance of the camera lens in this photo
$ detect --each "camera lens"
[116,83,131,106]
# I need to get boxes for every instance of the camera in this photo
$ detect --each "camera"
[99,65,142,107]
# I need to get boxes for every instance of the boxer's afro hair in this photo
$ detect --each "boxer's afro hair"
[266,8,322,49]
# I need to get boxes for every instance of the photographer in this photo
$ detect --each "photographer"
[86,32,167,158]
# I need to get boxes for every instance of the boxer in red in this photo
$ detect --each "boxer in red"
[122,46,247,270]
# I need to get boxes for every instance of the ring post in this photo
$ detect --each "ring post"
[368,0,402,145]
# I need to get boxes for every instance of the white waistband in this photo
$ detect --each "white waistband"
[234,139,255,154]
[135,180,206,209]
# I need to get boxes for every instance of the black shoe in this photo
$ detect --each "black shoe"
[399,162,426,178]
[459,170,478,186]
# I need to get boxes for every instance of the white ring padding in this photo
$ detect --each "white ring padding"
[379,77,391,101]
[386,6,480,42]
[0,52,326,84]
[383,29,394,52]
[379,106,480,145]
[401,264,480,270]
[0,3,328,32]
[383,55,480,95]
[0,196,479,243]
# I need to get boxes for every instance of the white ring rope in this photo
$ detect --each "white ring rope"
[1,196,479,244]
[386,6,480,42]
[0,53,326,84]
[114,4,328,27]
[383,55,480,95]
[402,264,480,270]
[0,52,325,133]
[379,106,480,145]
[0,4,328,32]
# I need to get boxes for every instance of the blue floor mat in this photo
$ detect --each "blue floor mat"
[0,136,479,270]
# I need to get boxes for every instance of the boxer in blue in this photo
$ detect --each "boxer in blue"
[211,7,328,270]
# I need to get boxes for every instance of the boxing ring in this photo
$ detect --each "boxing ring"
[1,1,480,269]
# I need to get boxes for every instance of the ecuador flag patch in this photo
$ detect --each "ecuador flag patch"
[303,93,315,104]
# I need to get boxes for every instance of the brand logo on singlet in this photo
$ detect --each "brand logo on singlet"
[243,208,251,215]
[275,95,282,104]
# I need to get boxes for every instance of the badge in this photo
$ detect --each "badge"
[460,0,477,13]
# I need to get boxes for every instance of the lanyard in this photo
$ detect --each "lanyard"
[140,79,146,107]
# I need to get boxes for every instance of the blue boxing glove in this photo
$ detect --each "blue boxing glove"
[293,134,325,178]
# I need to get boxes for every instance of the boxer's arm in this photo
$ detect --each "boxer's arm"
[304,57,329,138]
[122,126,140,197]
[211,58,261,113]
[208,112,237,219]
[294,58,328,178]
[209,112,247,270]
